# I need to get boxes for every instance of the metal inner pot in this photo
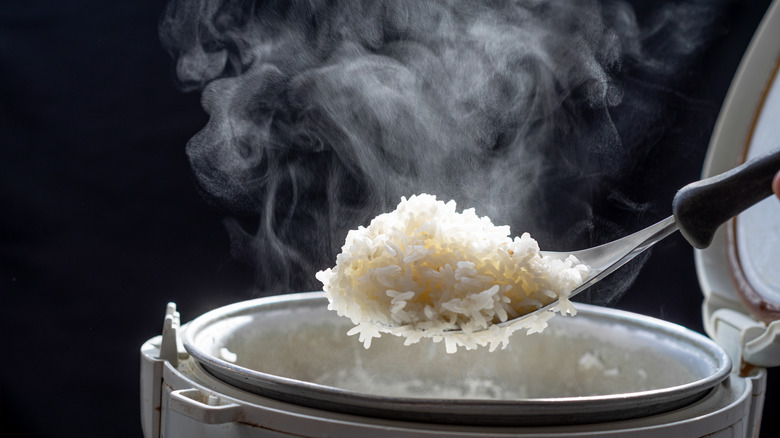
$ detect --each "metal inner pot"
[182,292,731,426]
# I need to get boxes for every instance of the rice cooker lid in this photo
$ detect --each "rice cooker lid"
[696,0,780,368]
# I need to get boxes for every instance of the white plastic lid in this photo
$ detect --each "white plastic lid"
[696,0,780,369]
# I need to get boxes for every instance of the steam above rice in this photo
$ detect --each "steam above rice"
[316,194,589,353]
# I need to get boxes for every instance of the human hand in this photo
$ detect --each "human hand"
[774,170,780,200]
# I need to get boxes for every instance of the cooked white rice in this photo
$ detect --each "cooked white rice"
[316,194,590,353]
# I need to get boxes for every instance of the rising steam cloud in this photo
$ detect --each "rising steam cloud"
[160,0,717,298]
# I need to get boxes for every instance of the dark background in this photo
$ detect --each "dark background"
[0,1,777,436]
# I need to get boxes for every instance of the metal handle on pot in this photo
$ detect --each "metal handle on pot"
[673,147,780,249]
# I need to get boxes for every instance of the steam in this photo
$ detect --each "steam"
[160,0,718,299]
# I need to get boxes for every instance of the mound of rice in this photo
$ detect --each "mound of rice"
[316,194,590,353]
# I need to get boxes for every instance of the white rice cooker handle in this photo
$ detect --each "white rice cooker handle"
[708,308,780,369]
[169,389,243,424]
[744,320,780,367]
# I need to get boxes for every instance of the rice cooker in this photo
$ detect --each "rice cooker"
[140,1,780,436]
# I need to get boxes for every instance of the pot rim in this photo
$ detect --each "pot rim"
[182,291,731,426]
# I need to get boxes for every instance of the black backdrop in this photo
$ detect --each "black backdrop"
[1,1,777,436]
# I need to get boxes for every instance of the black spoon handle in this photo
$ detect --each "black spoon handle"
[673,147,780,249]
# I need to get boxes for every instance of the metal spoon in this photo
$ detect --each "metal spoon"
[502,146,780,329]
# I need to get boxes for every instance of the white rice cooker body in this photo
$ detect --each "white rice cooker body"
[140,300,765,438]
